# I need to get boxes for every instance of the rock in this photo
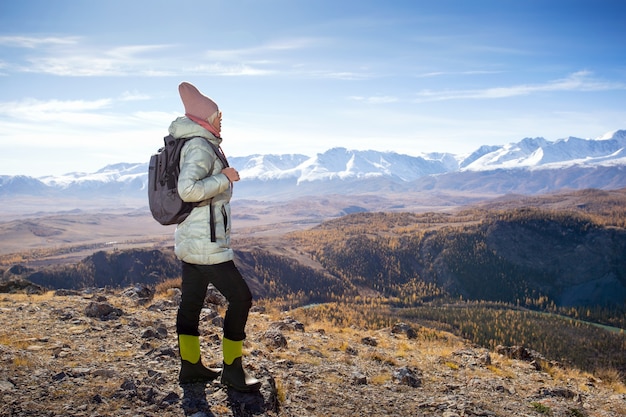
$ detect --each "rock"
[361,336,378,346]
[200,307,218,319]
[205,284,227,306]
[156,323,168,338]
[142,327,160,339]
[121,285,155,303]
[84,301,123,320]
[142,324,168,340]
[52,371,67,382]
[92,369,116,379]
[147,299,176,311]
[351,372,367,385]
[211,316,224,327]
[263,329,288,349]
[392,366,422,388]
[69,367,91,377]
[391,322,412,334]
[391,322,417,338]
[0,279,45,294]
[119,378,137,393]
[299,346,325,358]
[250,305,266,313]
[153,346,177,358]
[345,345,358,356]
[137,385,160,403]
[495,345,544,363]
[0,379,16,392]
[538,387,578,399]
[270,317,305,332]
[160,391,180,407]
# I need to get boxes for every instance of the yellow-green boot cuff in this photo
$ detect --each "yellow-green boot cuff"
[179,334,201,364]
[222,338,243,365]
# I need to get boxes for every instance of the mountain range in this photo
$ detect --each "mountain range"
[2,130,625,202]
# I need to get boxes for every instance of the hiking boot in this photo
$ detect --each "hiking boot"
[179,360,221,384]
[221,357,261,392]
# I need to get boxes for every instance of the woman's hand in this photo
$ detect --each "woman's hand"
[222,167,240,183]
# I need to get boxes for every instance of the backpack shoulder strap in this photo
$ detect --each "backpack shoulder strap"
[186,139,229,244]
[206,141,229,168]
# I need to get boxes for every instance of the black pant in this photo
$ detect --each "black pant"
[176,260,252,341]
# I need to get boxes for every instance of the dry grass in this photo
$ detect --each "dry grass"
[1,291,56,303]
[369,372,390,385]
[12,355,35,368]
[154,277,182,296]
[595,368,626,393]
[0,333,30,350]
[443,361,460,371]
[486,364,516,379]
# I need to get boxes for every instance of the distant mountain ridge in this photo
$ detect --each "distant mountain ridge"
[1,130,625,200]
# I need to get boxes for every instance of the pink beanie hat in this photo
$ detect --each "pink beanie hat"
[178,82,219,121]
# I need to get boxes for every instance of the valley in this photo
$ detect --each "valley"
[0,189,488,264]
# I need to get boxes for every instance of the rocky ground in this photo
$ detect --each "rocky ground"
[0,286,624,417]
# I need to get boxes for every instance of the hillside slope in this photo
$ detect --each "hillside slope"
[1,289,624,417]
[285,196,626,309]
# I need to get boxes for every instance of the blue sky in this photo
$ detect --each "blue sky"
[1,0,625,177]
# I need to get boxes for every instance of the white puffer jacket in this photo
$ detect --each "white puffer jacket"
[169,116,233,265]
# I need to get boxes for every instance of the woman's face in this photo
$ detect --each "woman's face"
[212,111,222,135]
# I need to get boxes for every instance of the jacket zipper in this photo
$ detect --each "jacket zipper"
[221,205,228,233]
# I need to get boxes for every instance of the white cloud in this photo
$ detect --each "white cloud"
[307,70,372,80]
[21,42,175,76]
[204,37,324,61]
[2,34,325,77]
[0,96,172,138]
[413,71,626,102]
[1,34,374,80]
[185,63,275,77]
[0,35,80,48]
[0,98,112,121]
[119,91,152,101]
[415,70,502,78]
[348,95,399,104]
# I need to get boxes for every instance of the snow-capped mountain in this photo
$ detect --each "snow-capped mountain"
[39,163,146,189]
[233,147,454,183]
[2,130,625,200]
[235,129,626,180]
[462,130,626,170]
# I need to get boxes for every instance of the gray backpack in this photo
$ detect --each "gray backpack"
[148,135,229,230]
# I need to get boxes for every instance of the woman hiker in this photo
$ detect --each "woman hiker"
[169,81,261,392]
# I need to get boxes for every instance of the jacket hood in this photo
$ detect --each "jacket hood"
[168,116,222,145]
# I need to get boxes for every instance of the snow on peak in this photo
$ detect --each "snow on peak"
[235,147,452,183]
[19,129,626,191]
[462,131,626,171]
[597,129,626,141]
[40,163,146,188]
